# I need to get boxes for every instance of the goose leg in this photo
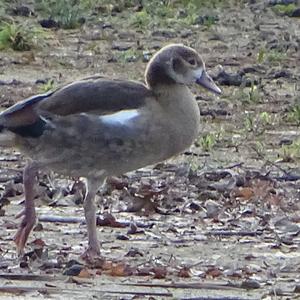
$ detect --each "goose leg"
[81,178,104,260]
[14,162,39,255]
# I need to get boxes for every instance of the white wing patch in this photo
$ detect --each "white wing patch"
[101,109,139,126]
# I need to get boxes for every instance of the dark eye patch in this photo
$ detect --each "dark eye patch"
[188,58,196,66]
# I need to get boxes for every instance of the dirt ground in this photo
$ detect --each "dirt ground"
[0,0,300,299]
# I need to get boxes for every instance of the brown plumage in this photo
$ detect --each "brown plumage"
[0,44,221,259]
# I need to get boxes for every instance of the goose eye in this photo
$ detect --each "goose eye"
[188,58,196,66]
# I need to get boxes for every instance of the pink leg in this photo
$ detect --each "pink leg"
[81,178,104,260]
[14,162,39,255]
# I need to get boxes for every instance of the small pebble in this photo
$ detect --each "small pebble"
[116,234,129,240]
[205,199,221,218]
[39,19,59,29]
[13,6,33,17]
[63,264,83,276]
[241,279,261,289]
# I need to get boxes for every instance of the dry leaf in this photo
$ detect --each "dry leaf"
[152,266,167,279]
[206,267,222,278]
[96,213,126,228]
[232,187,254,200]
[107,262,134,276]
[137,267,152,276]
[178,266,191,278]
[30,238,46,249]
[78,268,93,278]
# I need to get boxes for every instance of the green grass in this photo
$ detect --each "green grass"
[116,48,141,63]
[259,112,272,126]
[287,104,300,125]
[40,79,55,92]
[257,47,286,65]
[248,83,260,103]
[251,140,266,158]
[128,0,227,30]
[0,22,43,51]
[129,2,176,29]
[129,10,151,29]
[32,0,239,31]
[279,140,300,162]
[180,0,238,9]
[267,50,287,64]
[257,47,266,64]
[197,133,217,152]
[243,111,275,135]
[243,114,255,132]
[35,0,84,29]
[0,1,7,20]
[234,82,261,105]
[272,3,296,16]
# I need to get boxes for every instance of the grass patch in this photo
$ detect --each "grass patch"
[128,0,230,30]
[243,111,274,135]
[272,3,296,16]
[257,47,286,65]
[234,82,262,104]
[33,0,239,31]
[0,22,43,51]
[40,79,55,93]
[267,50,287,64]
[116,48,141,63]
[198,133,217,152]
[259,112,272,126]
[195,130,224,152]
[279,140,300,162]
[179,0,238,9]
[287,104,300,125]
[256,47,266,64]
[35,0,84,29]
[129,10,151,29]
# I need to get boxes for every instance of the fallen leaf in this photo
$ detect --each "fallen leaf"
[78,268,93,278]
[96,213,126,228]
[137,267,152,276]
[30,238,46,248]
[152,266,167,279]
[178,266,191,278]
[232,187,254,200]
[106,262,134,276]
[206,267,222,278]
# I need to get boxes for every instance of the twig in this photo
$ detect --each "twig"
[123,281,240,290]
[38,215,83,223]
[0,285,172,297]
[273,174,300,181]
[221,162,244,170]
[206,230,263,237]
[0,274,62,281]
[38,215,154,228]
[183,151,210,157]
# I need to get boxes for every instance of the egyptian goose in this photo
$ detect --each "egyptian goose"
[0,44,221,259]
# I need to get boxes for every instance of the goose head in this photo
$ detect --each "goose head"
[145,44,221,95]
